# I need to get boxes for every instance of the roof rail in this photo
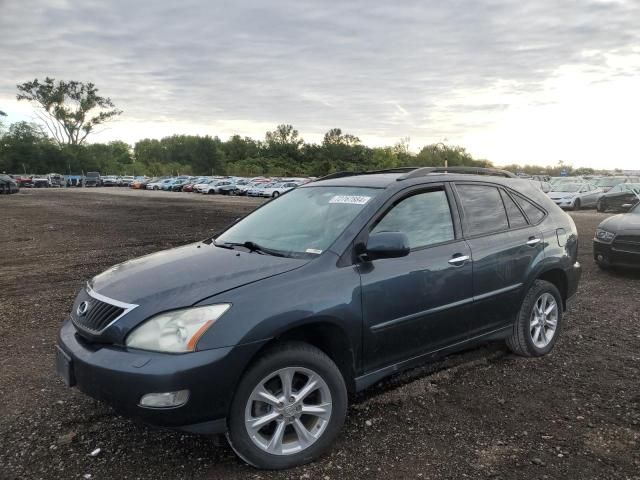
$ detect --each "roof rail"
[397,166,517,180]
[314,166,517,183]
[315,167,417,182]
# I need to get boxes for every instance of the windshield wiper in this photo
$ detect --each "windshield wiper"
[215,240,287,257]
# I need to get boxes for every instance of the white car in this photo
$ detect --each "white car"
[195,179,216,193]
[205,180,236,194]
[247,182,276,197]
[547,182,603,210]
[118,175,135,186]
[101,175,120,187]
[260,182,300,198]
[147,179,172,190]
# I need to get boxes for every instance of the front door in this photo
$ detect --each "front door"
[358,186,474,372]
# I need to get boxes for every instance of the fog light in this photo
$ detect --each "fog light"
[139,390,189,408]
[597,254,604,262]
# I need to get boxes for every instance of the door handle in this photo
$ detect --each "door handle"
[448,254,470,266]
[526,237,541,246]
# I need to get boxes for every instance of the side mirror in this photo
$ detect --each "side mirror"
[364,232,410,260]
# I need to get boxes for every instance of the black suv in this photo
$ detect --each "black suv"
[56,167,581,469]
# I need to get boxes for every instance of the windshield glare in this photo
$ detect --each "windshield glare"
[216,186,379,257]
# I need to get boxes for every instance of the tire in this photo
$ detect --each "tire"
[272,191,280,198]
[572,199,581,211]
[597,200,606,213]
[227,342,348,470]
[506,280,563,357]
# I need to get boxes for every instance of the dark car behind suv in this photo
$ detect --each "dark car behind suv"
[56,167,581,469]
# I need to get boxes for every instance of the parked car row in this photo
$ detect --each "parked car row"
[136,175,312,197]
[6,173,65,188]
[542,176,640,212]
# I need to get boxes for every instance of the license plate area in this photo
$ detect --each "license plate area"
[55,346,75,387]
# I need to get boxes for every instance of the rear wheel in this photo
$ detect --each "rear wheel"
[272,191,280,198]
[506,280,563,357]
[572,199,581,211]
[227,343,347,469]
[597,200,606,213]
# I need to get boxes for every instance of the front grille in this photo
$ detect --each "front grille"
[613,235,640,254]
[72,291,126,333]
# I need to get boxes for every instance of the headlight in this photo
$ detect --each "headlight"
[126,304,230,353]
[595,229,615,243]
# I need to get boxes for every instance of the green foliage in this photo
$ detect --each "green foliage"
[16,77,121,146]
[415,144,491,168]
[1,121,503,176]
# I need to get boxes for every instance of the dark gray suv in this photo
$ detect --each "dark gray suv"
[56,167,581,469]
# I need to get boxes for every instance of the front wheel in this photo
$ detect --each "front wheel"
[272,191,280,198]
[227,343,347,469]
[506,280,563,357]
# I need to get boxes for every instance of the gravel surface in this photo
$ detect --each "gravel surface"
[0,188,638,480]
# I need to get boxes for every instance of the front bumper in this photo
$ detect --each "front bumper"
[56,319,265,434]
[552,199,575,209]
[593,240,640,268]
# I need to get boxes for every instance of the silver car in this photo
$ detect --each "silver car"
[547,182,603,210]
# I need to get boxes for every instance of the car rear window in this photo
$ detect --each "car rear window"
[456,184,509,236]
[512,193,546,224]
[500,190,528,228]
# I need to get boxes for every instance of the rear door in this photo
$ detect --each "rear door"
[358,184,474,372]
[453,182,546,336]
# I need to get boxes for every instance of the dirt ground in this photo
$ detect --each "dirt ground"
[0,188,638,480]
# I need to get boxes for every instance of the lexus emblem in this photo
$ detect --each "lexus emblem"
[77,301,89,317]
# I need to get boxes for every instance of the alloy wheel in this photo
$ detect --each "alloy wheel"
[530,293,558,348]
[244,367,332,456]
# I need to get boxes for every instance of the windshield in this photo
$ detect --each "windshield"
[553,184,581,192]
[595,177,625,187]
[216,186,380,257]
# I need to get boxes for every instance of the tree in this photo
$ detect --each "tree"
[415,143,491,168]
[0,109,6,135]
[322,128,360,146]
[265,124,303,148]
[16,77,122,146]
[264,124,304,164]
[0,121,62,173]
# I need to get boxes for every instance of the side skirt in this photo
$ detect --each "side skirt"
[354,325,512,392]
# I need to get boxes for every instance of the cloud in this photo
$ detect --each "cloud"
[0,0,639,167]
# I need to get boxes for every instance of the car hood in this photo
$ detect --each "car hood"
[599,213,640,233]
[548,191,577,199]
[89,242,308,309]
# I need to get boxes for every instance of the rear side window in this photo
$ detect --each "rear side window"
[371,189,454,249]
[513,194,546,224]
[500,190,528,228]
[456,185,509,236]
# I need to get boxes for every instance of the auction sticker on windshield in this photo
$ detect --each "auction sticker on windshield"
[329,195,371,205]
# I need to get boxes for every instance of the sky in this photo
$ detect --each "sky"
[1,0,639,169]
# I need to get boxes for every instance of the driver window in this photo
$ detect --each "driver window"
[370,189,455,249]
